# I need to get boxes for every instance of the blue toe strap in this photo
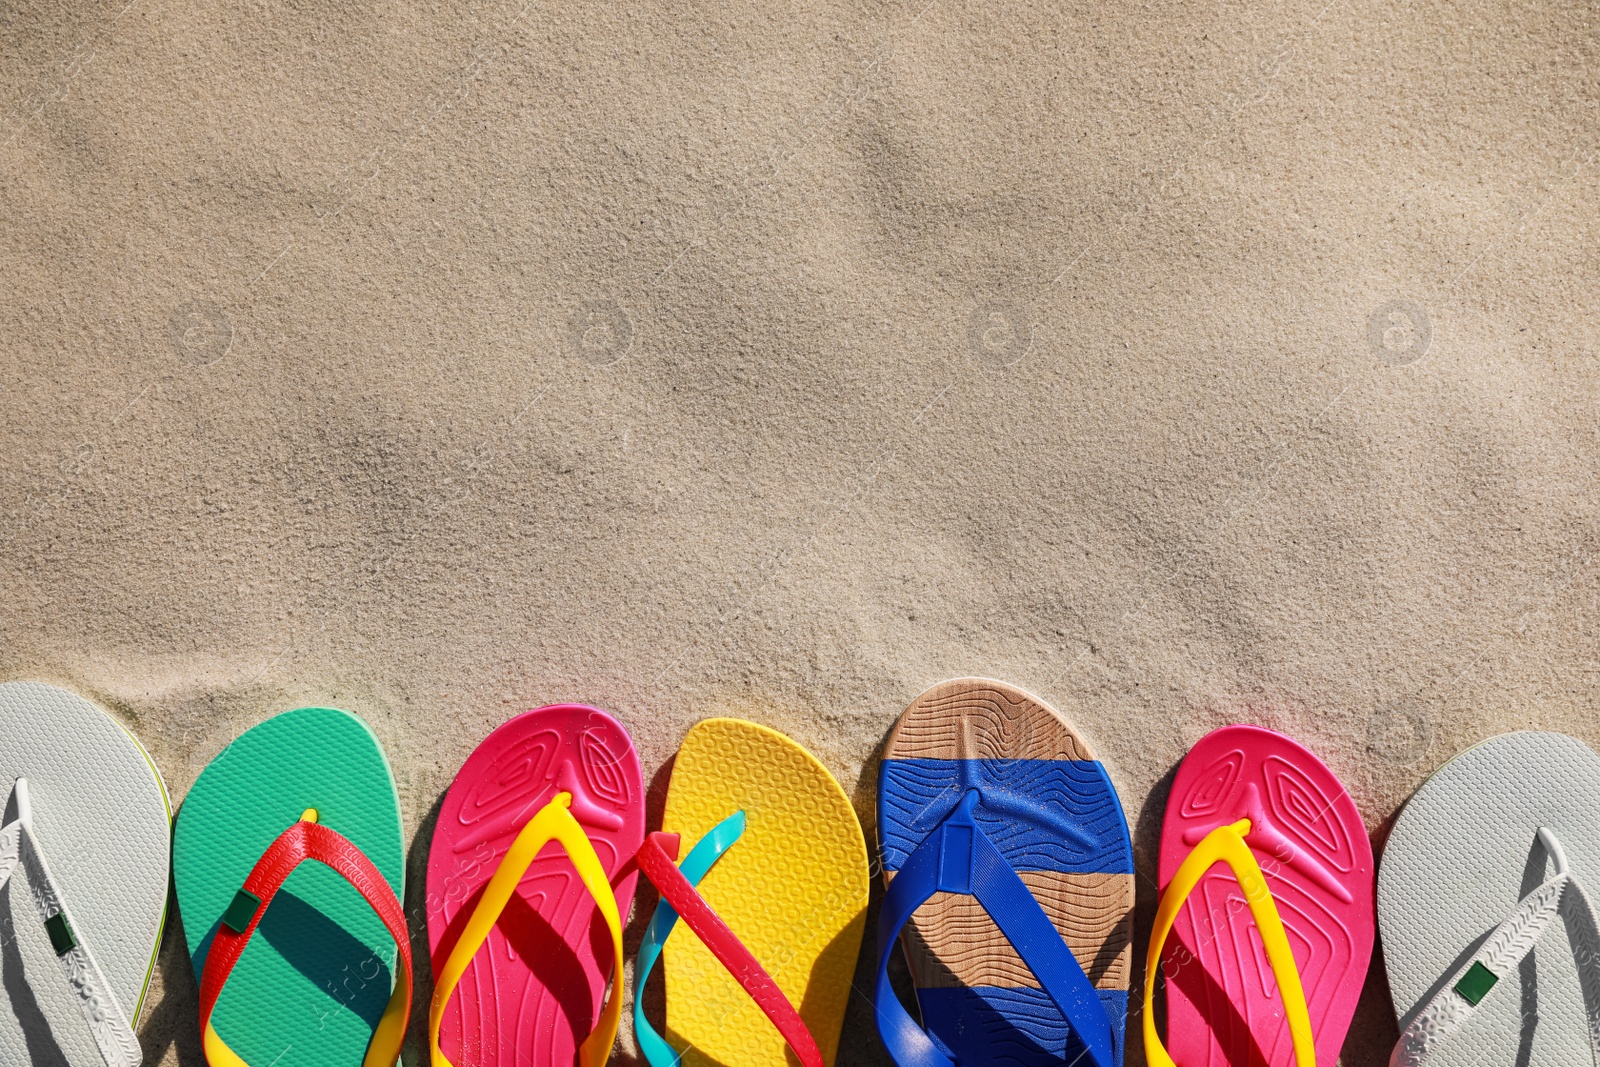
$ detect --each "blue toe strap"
[634,810,747,1067]
[875,790,1115,1067]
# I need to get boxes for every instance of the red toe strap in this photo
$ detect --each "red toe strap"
[198,817,413,1067]
[636,831,824,1067]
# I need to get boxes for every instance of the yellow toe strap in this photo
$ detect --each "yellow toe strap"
[427,792,625,1067]
[1143,819,1316,1067]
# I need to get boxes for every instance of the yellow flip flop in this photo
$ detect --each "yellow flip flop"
[648,718,869,1067]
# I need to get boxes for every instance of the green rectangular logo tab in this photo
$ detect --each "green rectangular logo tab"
[221,889,261,933]
[44,912,77,956]
[1454,961,1499,1006]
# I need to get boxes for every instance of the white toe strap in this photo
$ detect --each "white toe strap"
[0,779,142,1067]
[1391,827,1600,1067]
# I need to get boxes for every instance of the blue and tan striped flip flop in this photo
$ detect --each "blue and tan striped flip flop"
[875,678,1135,1067]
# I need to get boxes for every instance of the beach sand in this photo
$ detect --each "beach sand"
[3,0,1597,1061]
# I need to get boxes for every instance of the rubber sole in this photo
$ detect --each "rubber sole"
[660,717,869,1067]
[426,704,643,1067]
[1379,731,1600,1066]
[173,707,404,1067]
[0,682,170,1067]
[1158,724,1373,1067]
[879,678,1135,1067]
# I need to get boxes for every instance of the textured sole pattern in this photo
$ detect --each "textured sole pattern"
[918,988,1130,1067]
[0,682,171,1067]
[1160,725,1374,1067]
[889,871,1132,989]
[174,707,405,1067]
[880,759,1132,873]
[661,717,868,1067]
[427,705,642,1067]
[880,678,1135,1067]
[1379,731,1600,1067]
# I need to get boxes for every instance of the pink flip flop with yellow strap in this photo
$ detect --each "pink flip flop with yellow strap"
[425,705,643,1067]
[1148,725,1374,1066]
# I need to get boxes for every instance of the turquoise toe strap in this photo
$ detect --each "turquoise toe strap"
[633,810,747,1067]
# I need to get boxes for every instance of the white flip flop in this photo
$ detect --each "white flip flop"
[0,682,171,1067]
[1379,731,1600,1067]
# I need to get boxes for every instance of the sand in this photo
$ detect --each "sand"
[3,0,1598,1062]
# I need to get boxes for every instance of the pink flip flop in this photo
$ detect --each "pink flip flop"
[425,704,644,1067]
[1147,724,1374,1067]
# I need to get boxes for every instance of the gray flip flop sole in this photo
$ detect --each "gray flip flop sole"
[1378,731,1600,1066]
[0,682,171,1067]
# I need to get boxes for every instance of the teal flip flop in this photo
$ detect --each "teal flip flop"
[173,707,407,1067]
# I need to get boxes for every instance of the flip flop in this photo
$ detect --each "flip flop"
[173,707,411,1067]
[634,717,868,1067]
[874,678,1136,1067]
[1379,731,1600,1067]
[633,810,745,1067]
[0,681,171,1067]
[425,704,643,1067]
[1146,724,1374,1067]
